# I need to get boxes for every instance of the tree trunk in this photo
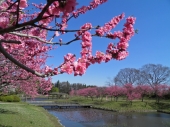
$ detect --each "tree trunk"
[156,95,160,103]
[157,97,160,103]
[116,97,118,102]
[130,101,132,105]
[142,96,144,102]
[25,95,27,102]
[100,96,103,102]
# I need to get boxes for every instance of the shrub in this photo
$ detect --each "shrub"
[13,95,20,102]
[50,87,59,93]
[6,95,14,102]
[0,95,20,102]
[0,96,7,102]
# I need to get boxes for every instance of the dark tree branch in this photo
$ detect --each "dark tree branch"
[0,39,21,44]
[16,0,20,25]
[0,0,54,34]
[9,32,80,45]
[32,23,96,32]
[7,0,18,10]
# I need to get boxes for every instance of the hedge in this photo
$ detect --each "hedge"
[0,95,20,102]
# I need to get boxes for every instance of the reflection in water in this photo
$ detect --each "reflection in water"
[48,108,170,127]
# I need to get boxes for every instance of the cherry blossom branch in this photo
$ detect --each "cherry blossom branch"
[9,32,80,45]
[0,39,21,44]
[0,42,45,77]
[0,0,54,34]
[7,0,18,10]
[15,76,31,81]
[14,25,35,32]
[16,0,20,25]
[9,32,56,44]
[32,23,97,32]
[0,42,69,77]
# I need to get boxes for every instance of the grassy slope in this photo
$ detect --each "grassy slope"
[0,102,63,127]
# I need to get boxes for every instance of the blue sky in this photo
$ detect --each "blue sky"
[33,0,170,86]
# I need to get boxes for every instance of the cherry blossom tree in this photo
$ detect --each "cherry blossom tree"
[96,87,106,101]
[136,85,152,102]
[69,89,77,96]
[153,84,169,103]
[0,0,136,95]
[124,84,141,105]
[0,52,52,97]
[77,87,97,101]
[77,88,89,98]
[105,85,122,101]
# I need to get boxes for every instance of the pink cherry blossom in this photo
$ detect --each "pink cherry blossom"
[115,51,129,60]
[95,51,105,63]
[19,0,28,9]
[60,63,73,74]
[117,42,129,50]
[64,53,76,63]
[0,17,9,28]
[73,61,87,76]
[105,53,112,62]
[81,31,92,48]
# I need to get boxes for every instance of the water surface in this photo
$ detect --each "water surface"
[48,108,170,127]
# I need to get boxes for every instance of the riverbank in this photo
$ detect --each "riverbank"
[55,96,170,113]
[0,102,63,127]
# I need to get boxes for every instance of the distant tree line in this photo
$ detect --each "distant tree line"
[70,84,170,104]
[51,80,96,94]
[51,63,170,96]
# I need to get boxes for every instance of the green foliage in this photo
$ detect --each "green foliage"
[0,96,7,102]
[0,95,20,102]
[5,96,14,102]
[51,87,59,93]
[13,95,20,102]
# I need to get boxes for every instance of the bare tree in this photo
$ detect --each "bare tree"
[105,77,115,86]
[140,64,170,87]
[114,68,140,86]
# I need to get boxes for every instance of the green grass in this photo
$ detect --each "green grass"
[149,101,170,112]
[0,102,63,127]
[55,96,170,113]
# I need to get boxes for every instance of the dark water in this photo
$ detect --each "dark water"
[48,108,170,127]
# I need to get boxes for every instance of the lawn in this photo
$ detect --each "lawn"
[0,102,63,127]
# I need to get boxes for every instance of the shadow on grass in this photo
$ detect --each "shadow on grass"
[0,108,17,114]
[120,103,130,107]
[93,101,104,105]
[0,124,12,127]
[148,102,170,110]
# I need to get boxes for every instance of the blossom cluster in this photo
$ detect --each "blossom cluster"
[45,15,136,76]
[0,0,136,96]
